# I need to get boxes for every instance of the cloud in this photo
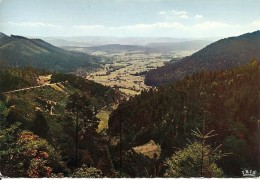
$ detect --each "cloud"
[118,22,184,30]
[71,22,184,33]
[4,17,260,38]
[71,25,107,36]
[180,14,189,19]
[191,21,230,30]
[114,0,162,3]
[67,22,185,36]
[159,10,189,19]
[172,10,188,16]
[172,10,189,19]
[121,20,259,37]
[7,21,60,28]
[185,20,260,37]
[194,14,204,19]
[160,10,206,20]
[158,11,166,15]
[250,20,260,27]
[73,25,104,29]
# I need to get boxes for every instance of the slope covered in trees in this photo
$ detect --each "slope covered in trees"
[0,33,102,72]
[0,67,48,93]
[145,30,260,86]
[109,60,260,177]
[0,67,121,177]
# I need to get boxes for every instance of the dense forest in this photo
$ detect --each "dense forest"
[0,33,102,72]
[109,60,260,177]
[145,31,260,86]
[0,60,259,177]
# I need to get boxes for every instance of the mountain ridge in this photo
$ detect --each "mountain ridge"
[145,30,260,86]
[0,33,102,72]
[86,43,159,53]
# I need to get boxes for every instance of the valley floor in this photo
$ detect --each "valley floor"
[86,51,191,96]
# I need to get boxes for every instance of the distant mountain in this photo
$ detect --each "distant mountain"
[87,41,211,53]
[0,33,102,72]
[145,31,260,86]
[61,41,211,55]
[117,37,192,45]
[40,36,199,46]
[0,32,6,39]
[146,40,212,52]
[44,39,95,47]
[85,44,159,53]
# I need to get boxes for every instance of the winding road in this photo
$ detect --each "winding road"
[2,82,63,95]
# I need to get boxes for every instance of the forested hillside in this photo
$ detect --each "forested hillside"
[0,67,121,177]
[0,67,48,93]
[145,31,260,86]
[109,60,260,177]
[0,33,102,72]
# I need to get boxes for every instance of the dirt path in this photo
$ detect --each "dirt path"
[2,82,63,95]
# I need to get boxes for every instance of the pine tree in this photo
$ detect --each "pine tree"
[164,128,227,177]
[66,92,99,168]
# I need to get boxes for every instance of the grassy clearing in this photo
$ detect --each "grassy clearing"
[50,84,64,92]
[97,110,111,133]
[119,88,139,96]
[133,140,161,159]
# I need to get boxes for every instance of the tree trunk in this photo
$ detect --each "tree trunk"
[75,110,79,167]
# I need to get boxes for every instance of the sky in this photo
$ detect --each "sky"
[0,0,260,38]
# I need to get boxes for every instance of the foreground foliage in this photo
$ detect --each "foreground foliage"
[0,123,61,177]
[72,165,103,178]
[165,142,223,177]
[164,129,225,177]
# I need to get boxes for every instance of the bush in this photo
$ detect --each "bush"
[72,164,103,178]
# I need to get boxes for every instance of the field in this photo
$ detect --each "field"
[86,51,191,96]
